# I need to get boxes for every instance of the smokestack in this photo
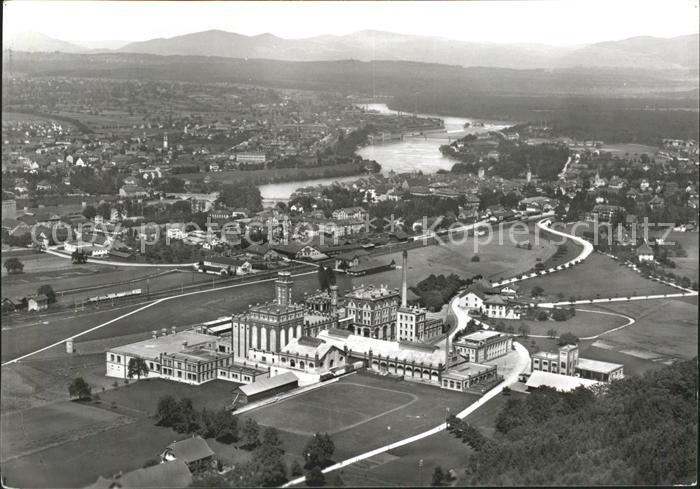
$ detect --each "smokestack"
[401,250,408,308]
[329,285,338,314]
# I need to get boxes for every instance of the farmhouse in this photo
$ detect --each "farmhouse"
[160,436,215,469]
[27,294,49,311]
[453,330,513,363]
[637,241,655,262]
[85,460,193,489]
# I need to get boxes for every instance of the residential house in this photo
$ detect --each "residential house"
[27,294,49,311]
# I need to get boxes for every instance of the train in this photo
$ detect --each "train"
[86,288,142,303]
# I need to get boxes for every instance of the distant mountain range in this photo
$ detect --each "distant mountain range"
[4,29,698,71]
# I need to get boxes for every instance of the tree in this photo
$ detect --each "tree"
[304,432,335,469]
[328,473,344,487]
[261,427,284,458]
[71,250,88,264]
[552,308,569,321]
[82,205,97,220]
[517,323,530,338]
[432,466,446,486]
[471,255,480,262]
[291,460,304,477]
[305,466,325,487]
[155,395,181,427]
[557,332,579,346]
[546,328,558,339]
[241,418,261,450]
[531,286,544,297]
[68,377,92,400]
[37,284,57,303]
[3,258,24,274]
[127,357,149,379]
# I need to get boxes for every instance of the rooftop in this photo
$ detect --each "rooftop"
[166,436,215,463]
[457,330,504,344]
[576,357,624,374]
[345,284,400,301]
[443,362,496,380]
[525,370,600,392]
[110,331,217,360]
[238,372,298,397]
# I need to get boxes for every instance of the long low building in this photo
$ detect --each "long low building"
[233,372,299,406]
[441,362,498,392]
[525,370,601,392]
[531,344,624,383]
[106,329,267,386]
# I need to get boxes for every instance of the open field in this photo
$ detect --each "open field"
[239,373,479,462]
[2,111,63,123]
[358,227,556,291]
[1,401,134,463]
[525,252,679,300]
[339,391,525,486]
[591,297,698,361]
[651,231,699,282]
[597,143,659,156]
[0,417,189,489]
[511,308,628,338]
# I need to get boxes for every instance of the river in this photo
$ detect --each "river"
[259,103,508,203]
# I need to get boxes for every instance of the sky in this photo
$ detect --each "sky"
[3,0,699,46]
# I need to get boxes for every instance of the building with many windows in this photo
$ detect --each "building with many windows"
[453,330,513,363]
[105,330,267,386]
[343,284,400,340]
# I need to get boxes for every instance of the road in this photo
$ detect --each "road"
[43,247,195,268]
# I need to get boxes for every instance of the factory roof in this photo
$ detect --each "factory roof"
[110,331,217,360]
[576,357,624,374]
[443,362,496,380]
[525,371,600,392]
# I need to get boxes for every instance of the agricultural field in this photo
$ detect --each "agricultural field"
[507,308,628,338]
[597,143,659,157]
[524,252,679,300]
[650,230,699,282]
[357,226,557,291]
[2,111,62,123]
[177,161,364,185]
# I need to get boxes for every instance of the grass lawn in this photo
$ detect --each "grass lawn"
[512,308,628,338]
[240,373,479,464]
[355,227,556,291]
[338,391,525,487]
[99,378,238,416]
[525,252,679,300]
[651,231,699,282]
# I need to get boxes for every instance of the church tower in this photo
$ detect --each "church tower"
[163,132,168,150]
[526,165,532,183]
[275,271,293,306]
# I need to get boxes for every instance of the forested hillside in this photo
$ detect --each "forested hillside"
[460,359,697,485]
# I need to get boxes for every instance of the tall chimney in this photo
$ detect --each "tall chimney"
[401,250,408,308]
[329,285,339,314]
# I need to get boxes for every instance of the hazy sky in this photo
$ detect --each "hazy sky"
[4,0,699,46]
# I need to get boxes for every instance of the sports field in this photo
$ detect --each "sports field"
[239,373,479,461]
[250,382,418,435]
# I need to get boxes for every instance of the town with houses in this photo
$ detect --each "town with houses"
[1,5,698,488]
